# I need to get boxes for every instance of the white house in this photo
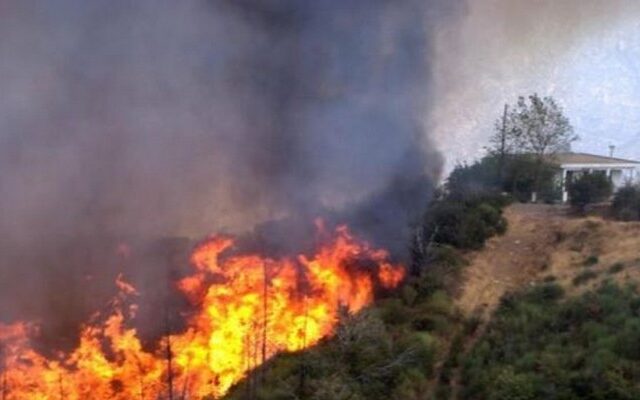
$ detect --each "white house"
[551,152,640,203]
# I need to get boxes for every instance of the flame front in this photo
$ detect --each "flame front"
[0,224,404,399]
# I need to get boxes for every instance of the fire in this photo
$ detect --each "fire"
[0,223,404,399]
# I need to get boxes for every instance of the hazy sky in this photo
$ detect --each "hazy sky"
[429,0,640,172]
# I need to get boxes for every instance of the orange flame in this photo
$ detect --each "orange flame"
[0,223,404,399]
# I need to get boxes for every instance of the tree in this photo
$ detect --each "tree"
[508,94,577,193]
[488,104,517,184]
[486,95,575,200]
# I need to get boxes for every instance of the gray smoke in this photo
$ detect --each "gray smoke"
[0,0,461,344]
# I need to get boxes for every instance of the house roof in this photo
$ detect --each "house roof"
[549,152,640,166]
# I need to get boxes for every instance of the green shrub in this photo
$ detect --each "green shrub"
[491,367,537,400]
[568,172,613,212]
[446,154,559,203]
[462,283,640,400]
[410,244,466,299]
[414,191,508,257]
[608,262,625,274]
[572,270,599,286]
[400,285,418,306]
[583,255,599,267]
[379,298,412,326]
[612,185,640,221]
[523,283,565,303]
[463,312,483,336]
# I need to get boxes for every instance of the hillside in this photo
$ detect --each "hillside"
[446,204,640,400]
[222,203,640,400]
[458,203,640,319]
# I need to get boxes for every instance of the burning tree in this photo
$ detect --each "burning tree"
[0,224,404,399]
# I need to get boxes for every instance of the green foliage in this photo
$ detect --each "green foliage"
[583,255,599,267]
[447,156,501,195]
[491,367,537,400]
[522,283,565,303]
[224,300,443,400]
[609,263,626,274]
[502,155,559,202]
[220,280,459,400]
[612,185,640,221]
[572,270,599,286]
[507,94,577,157]
[410,244,466,300]
[449,95,575,204]
[415,191,509,257]
[568,172,613,212]
[447,154,558,203]
[486,94,576,198]
[461,282,640,400]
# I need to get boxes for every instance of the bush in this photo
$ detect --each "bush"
[608,263,625,274]
[522,283,565,303]
[409,244,467,301]
[447,157,501,197]
[612,185,640,221]
[416,192,509,254]
[568,172,613,212]
[461,283,640,400]
[572,270,599,286]
[503,155,558,203]
[583,255,599,267]
[447,154,559,203]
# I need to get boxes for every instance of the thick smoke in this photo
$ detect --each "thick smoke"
[0,1,461,345]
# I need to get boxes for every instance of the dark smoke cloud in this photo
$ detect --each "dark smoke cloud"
[0,0,462,344]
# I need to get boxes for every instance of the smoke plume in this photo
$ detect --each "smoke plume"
[0,1,461,345]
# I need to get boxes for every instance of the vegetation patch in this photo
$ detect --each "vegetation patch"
[612,185,640,221]
[461,282,640,400]
[572,270,599,286]
[609,262,626,274]
[583,255,599,267]
[568,172,613,213]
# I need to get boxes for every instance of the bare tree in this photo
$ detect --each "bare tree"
[297,291,310,399]
[1,344,6,400]
[260,260,271,384]
[58,373,65,400]
[488,104,513,185]
[164,308,175,400]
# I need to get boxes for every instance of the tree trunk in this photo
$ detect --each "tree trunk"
[497,104,508,187]
[260,261,269,384]
[165,308,174,400]
[297,294,309,399]
[1,348,6,400]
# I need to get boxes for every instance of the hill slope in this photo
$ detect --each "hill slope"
[444,203,640,400]
[222,203,640,400]
[457,203,640,318]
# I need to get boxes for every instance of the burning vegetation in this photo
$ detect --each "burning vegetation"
[0,223,404,399]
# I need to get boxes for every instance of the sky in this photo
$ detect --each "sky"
[429,0,640,173]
